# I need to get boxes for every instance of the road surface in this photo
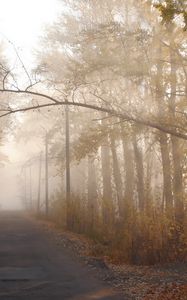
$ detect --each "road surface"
[0,211,123,299]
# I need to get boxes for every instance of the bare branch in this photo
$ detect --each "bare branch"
[0,88,62,104]
[0,87,187,141]
[25,80,42,91]
[8,41,32,86]
[2,70,10,89]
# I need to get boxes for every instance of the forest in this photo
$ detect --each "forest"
[0,0,187,270]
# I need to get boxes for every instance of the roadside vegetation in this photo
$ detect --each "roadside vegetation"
[0,0,187,267]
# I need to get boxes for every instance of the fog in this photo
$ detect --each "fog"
[0,0,61,210]
[0,113,62,211]
[0,164,21,210]
[0,0,186,265]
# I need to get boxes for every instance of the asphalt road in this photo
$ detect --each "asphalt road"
[0,211,123,300]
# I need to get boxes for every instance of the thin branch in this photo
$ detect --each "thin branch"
[8,41,32,86]
[2,70,10,89]
[92,115,115,121]
[0,88,62,104]
[90,92,113,107]
[25,80,42,91]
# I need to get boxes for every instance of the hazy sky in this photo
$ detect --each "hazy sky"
[0,0,62,209]
[0,0,61,64]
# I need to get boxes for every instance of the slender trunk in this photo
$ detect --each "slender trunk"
[87,156,98,232]
[133,134,145,211]
[169,39,184,221]
[45,133,49,215]
[145,150,152,203]
[171,136,184,220]
[37,152,42,213]
[29,164,32,210]
[24,167,27,210]
[121,125,134,204]
[65,106,71,228]
[110,132,123,217]
[156,44,173,212]
[101,135,113,225]
[159,133,173,212]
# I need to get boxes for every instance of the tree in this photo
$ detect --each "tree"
[0,0,186,264]
[154,0,187,30]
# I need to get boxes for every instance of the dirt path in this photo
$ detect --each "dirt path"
[0,211,124,300]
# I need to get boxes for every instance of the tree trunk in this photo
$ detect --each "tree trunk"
[110,132,124,217]
[101,135,113,225]
[159,133,173,212]
[65,106,72,228]
[133,134,145,211]
[37,152,42,213]
[45,133,49,215]
[87,156,98,232]
[156,44,173,213]
[169,39,184,221]
[121,125,134,205]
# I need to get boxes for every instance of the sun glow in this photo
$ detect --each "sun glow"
[0,0,61,64]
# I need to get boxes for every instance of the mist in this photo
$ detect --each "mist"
[0,0,186,278]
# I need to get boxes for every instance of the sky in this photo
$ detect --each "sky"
[0,0,62,209]
[0,0,61,65]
